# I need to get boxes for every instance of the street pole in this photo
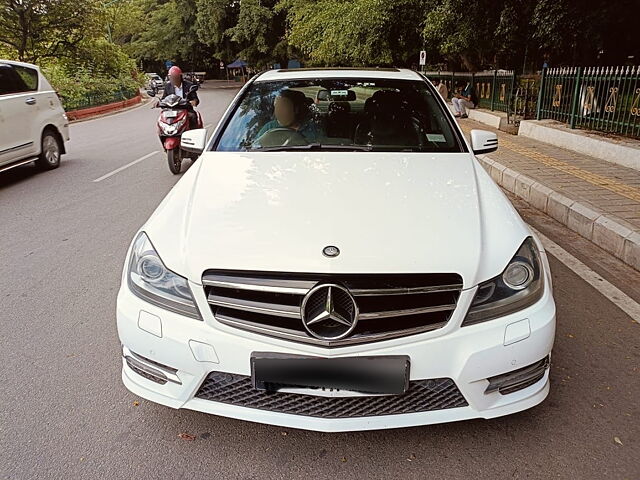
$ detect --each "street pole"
[536,67,547,120]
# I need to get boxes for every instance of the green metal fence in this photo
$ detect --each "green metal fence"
[63,87,139,111]
[537,66,640,138]
[424,70,515,113]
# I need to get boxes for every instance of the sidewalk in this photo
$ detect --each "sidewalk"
[458,119,640,271]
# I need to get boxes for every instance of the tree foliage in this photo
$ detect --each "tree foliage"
[1,0,636,80]
[281,0,426,66]
[195,0,291,69]
[0,0,101,62]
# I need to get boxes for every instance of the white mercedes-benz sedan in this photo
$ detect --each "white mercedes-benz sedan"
[117,68,556,432]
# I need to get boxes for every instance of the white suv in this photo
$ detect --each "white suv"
[0,60,69,173]
[117,68,556,432]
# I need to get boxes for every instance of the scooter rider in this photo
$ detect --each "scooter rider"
[162,65,200,128]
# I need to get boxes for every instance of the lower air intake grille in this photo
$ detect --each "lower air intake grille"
[195,372,468,418]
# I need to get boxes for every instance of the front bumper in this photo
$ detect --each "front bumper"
[116,274,556,432]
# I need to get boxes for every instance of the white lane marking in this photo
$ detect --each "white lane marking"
[531,227,640,323]
[92,151,159,182]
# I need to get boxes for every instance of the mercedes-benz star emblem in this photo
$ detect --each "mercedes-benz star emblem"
[301,284,359,340]
[322,245,340,257]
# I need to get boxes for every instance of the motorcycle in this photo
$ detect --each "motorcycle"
[153,86,203,174]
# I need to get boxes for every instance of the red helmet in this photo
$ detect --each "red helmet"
[168,65,182,77]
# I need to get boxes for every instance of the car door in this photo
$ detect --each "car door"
[0,64,39,165]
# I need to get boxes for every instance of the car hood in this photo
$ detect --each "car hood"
[145,152,530,289]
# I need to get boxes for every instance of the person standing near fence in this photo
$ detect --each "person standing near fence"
[451,81,476,118]
[434,79,448,100]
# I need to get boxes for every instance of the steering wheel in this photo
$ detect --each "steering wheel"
[253,128,309,148]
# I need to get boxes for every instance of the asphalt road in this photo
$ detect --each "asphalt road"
[1,84,638,480]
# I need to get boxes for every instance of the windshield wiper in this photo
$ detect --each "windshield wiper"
[248,143,373,152]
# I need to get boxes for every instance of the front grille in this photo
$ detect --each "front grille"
[202,271,463,346]
[195,371,468,418]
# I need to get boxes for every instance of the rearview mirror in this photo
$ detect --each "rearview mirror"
[470,129,498,154]
[181,128,207,155]
[189,84,199,93]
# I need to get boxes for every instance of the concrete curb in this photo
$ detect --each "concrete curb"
[467,109,507,130]
[477,154,640,271]
[519,120,640,171]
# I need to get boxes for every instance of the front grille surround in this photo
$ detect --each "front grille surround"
[195,371,468,418]
[203,271,463,347]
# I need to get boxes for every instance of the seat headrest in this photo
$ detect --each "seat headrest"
[328,101,351,114]
[364,90,405,114]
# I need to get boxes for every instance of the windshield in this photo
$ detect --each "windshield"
[215,78,463,152]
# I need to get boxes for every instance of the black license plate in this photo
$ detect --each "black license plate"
[251,353,410,395]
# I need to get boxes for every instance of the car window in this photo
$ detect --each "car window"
[0,64,32,95]
[215,78,462,153]
[13,65,38,91]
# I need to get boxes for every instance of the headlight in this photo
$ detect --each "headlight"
[127,232,202,319]
[462,237,544,326]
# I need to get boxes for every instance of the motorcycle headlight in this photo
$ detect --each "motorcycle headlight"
[462,237,544,326]
[127,232,201,320]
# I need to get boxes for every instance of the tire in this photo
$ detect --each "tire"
[36,131,61,170]
[167,147,181,174]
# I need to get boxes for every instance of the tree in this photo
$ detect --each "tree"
[532,0,640,66]
[196,0,291,69]
[102,0,146,45]
[126,0,218,73]
[195,0,239,63]
[280,0,427,67]
[226,0,289,68]
[0,0,100,62]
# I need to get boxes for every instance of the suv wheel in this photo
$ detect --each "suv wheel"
[36,131,61,170]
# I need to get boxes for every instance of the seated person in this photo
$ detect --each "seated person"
[256,89,322,143]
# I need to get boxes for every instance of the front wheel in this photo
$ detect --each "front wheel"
[167,147,181,174]
[36,131,61,170]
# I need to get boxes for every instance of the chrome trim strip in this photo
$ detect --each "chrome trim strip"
[0,157,36,173]
[351,284,462,296]
[485,357,549,394]
[122,346,182,384]
[359,303,456,320]
[208,294,301,318]
[202,278,313,295]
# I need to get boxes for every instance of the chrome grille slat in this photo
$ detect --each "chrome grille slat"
[203,271,463,347]
[202,275,315,295]
[214,313,448,347]
[359,303,456,320]
[208,294,301,318]
[351,284,462,296]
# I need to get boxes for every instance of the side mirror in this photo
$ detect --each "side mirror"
[181,128,207,155]
[470,129,498,154]
[189,84,199,93]
[146,89,156,97]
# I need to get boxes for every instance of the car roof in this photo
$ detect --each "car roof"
[0,59,40,70]
[255,68,423,82]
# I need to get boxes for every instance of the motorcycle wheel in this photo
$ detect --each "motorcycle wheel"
[167,147,181,174]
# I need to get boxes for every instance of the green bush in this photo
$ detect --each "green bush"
[40,39,144,110]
